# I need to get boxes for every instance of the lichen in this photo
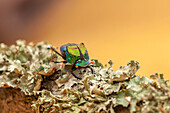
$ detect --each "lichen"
[0,40,59,95]
[0,40,170,113]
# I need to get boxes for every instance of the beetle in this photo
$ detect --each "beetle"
[51,43,94,79]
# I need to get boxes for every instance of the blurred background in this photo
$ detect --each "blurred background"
[0,0,170,79]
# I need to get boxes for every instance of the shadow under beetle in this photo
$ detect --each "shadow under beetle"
[51,43,94,79]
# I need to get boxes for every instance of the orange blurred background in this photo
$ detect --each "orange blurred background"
[0,0,170,79]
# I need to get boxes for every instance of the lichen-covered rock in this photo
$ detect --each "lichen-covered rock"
[0,40,170,113]
[0,40,59,95]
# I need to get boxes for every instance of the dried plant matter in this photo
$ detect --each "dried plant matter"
[0,40,170,113]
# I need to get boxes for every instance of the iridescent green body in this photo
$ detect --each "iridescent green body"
[60,43,89,66]
[51,43,93,79]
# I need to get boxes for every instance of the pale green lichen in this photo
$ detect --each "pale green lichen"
[0,40,170,113]
[0,40,58,94]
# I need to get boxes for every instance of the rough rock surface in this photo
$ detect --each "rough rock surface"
[0,88,32,113]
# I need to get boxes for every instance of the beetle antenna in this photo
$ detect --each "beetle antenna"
[77,46,84,60]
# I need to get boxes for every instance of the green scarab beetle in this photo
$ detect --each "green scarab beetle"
[51,43,94,79]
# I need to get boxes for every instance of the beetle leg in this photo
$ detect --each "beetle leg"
[52,61,67,63]
[71,66,82,79]
[70,58,83,79]
[86,65,94,74]
[51,47,65,59]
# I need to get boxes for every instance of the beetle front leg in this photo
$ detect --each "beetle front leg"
[71,66,82,80]
[86,65,94,74]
